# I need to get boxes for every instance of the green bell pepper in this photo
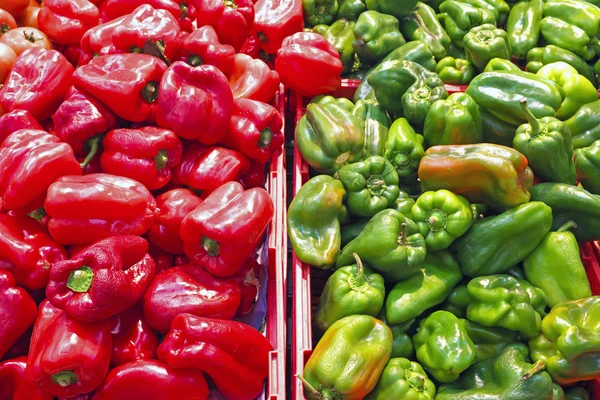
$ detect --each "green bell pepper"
[335,155,400,217]
[319,19,357,74]
[386,251,463,325]
[484,57,520,72]
[299,314,392,400]
[392,190,415,220]
[506,0,542,59]
[423,92,483,147]
[413,310,477,383]
[303,0,339,27]
[479,106,517,146]
[336,0,366,20]
[337,209,427,282]
[288,176,346,269]
[315,253,385,332]
[459,0,510,25]
[340,218,369,247]
[384,117,425,179]
[441,284,469,318]
[365,0,419,19]
[295,96,364,174]
[576,140,600,194]
[365,357,436,400]
[554,385,566,400]
[459,319,519,362]
[438,1,496,48]
[353,10,406,64]
[352,99,391,158]
[411,189,473,251]
[464,24,512,72]
[466,70,564,126]
[567,100,600,149]
[529,296,600,384]
[565,387,591,400]
[453,201,553,277]
[399,2,451,60]
[436,344,556,400]
[377,308,415,359]
[466,274,547,339]
[513,100,577,184]
[436,56,476,84]
[506,264,527,280]
[526,45,597,87]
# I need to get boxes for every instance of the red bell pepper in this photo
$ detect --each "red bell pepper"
[0,357,53,400]
[79,16,126,60]
[61,43,87,67]
[148,188,203,254]
[233,257,261,316]
[72,53,168,123]
[0,47,74,121]
[172,144,251,195]
[46,235,156,323]
[25,300,112,398]
[0,215,67,290]
[142,264,241,333]
[193,0,254,51]
[112,4,181,60]
[92,360,208,400]
[100,0,196,32]
[53,87,120,157]
[177,25,235,75]
[37,0,100,45]
[221,98,284,163]
[241,161,267,189]
[252,0,303,54]
[0,109,42,145]
[275,32,343,97]
[229,53,280,103]
[158,314,273,400]
[240,33,262,59]
[174,255,190,265]
[155,61,233,143]
[111,305,159,367]
[0,271,37,359]
[44,173,157,245]
[148,244,174,273]
[1,330,32,362]
[0,130,81,213]
[100,127,183,190]
[180,181,274,277]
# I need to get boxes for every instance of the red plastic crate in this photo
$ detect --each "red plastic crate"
[291,79,600,400]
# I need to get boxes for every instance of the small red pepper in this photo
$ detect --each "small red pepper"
[252,0,303,54]
[239,33,262,59]
[0,357,53,400]
[221,98,284,163]
[241,161,267,189]
[0,130,81,213]
[148,188,203,254]
[111,305,159,367]
[155,61,233,143]
[101,127,183,190]
[0,109,42,146]
[0,47,74,121]
[37,0,100,45]
[0,215,66,290]
[0,271,37,359]
[232,257,261,316]
[72,53,168,123]
[92,360,208,400]
[100,0,196,32]
[26,300,112,398]
[142,264,241,333]
[229,53,280,103]
[148,244,174,274]
[172,144,250,195]
[80,16,126,60]
[276,32,343,97]
[44,173,157,245]
[46,235,156,323]
[177,25,235,75]
[158,314,273,400]
[193,0,254,51]
[180,181,274,277]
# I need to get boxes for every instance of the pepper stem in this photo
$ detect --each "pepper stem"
[0,23,10,34]
[398,222,408,247]
[80,135,102,170]
[520,100,542,136]
[155,149,169,170]
[141,81,159,104]
[28,207,46,222]
[557,220,578,233]
[51,371,79,387]
[258,128,273,148]
[142,39,171,66]
[295,375,323,399]
[521,360,545,381]
[202,236,220,257]
[187,54,203,67]
[224,0,237,8]
[23,31,42,43]
[67,266,94,293]
[351,252,366,287]
[179,2,189,18]
[257,32,268,43]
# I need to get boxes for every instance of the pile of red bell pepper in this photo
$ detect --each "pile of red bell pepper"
[0,0,309,397]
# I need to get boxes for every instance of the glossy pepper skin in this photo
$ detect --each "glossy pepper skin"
[464,24,511,72]
[0,47,74,121]
[44,174,157,245]
[575,140,600,194]
[303,0,338,26]
[423,92,482,147]
[47,236,156,323]
[0,357,53,400]
[288,175,346,268]
[26,300,112,398]
[177,26,235,75]
[365,0,418,19]
[479,107,517,146]
[352,99,390,157]
[438,1,496,49]
[315,253,385,332]
[101,127,183,190]
[232,257,261,317]
[527,45,597,87]
[38,0,99,45]
[384,117,424,179]
[565,387,591,400]
[0,109,42,146]
[377,308,415,359]
[229,54,280,103]
[299,315,392,400]
[100,0,196,32]
[79,16,126,61]
[365,357,435,400]
[194,0,254,51]
[337,209,427,282]
[436,344,555,400]
[413,310,477,383]
[400,2,451,60]
[111,306,159,367]
[92,360,208,400]
[529,296,600,384]
[353,11,405,64]
[567,100,600,149]
[459,319,519,362]
[506,0,542,59]
[252,0,303,54]
[453,202,552,277]
[158,314,273,400]
[436,56,475,84]
[142,265,241,333]
[484,57,520,72]
[316,19,356,74]
[180,181,273,277]
[0,271,36,360]
[0,130,81,214]
[73,54,168,123]
[336,0,366,20]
